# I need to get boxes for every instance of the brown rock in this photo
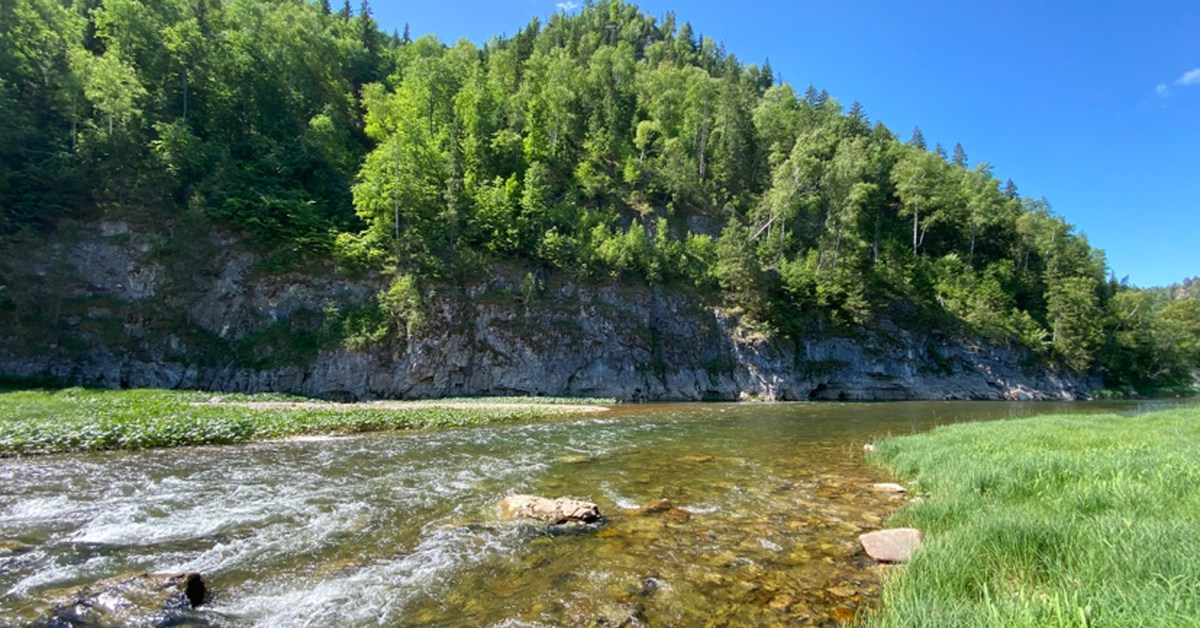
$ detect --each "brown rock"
[638,499,674,515]
[663,508,692,523]
[499,495,602,524]
[859,528,923,562]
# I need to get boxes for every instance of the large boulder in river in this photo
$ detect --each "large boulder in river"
[859,528,923,562]
[499,495,602,524]
[36,572,207,627]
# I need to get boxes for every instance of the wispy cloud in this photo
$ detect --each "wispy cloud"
[1176,68,1200,86]
[1157,83,1170,98]
[556,1,579,10]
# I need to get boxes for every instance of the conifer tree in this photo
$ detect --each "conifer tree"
[953,142,967,167]
[1004,178,1019,199]
[908,126,926,149]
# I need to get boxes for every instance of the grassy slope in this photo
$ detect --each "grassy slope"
[864,407,1200,628]
[0,388,610,455]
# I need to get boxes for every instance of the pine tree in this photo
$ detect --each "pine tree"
[320,0,331,15]
[952,142,967,167]
[908,126,926,149]
[338,0,351,20]
[934,142,948,159]
[402,23,411,44]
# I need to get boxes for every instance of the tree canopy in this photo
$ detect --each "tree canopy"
[1,0,1196,393]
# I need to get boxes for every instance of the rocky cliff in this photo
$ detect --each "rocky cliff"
[0,221,1096,401]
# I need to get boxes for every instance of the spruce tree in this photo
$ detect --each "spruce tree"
[757,58,774,93]
[1003,178,1019,199]
[953,142,967,167]
[908,126,926,149]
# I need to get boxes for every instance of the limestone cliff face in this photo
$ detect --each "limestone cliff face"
[0,222,1096,401]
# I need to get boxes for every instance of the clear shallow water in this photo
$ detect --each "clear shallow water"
[0,399,1192,627]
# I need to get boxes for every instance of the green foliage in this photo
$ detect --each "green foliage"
[0,388,601,454]
[866,407,1200,628]
[1,0,1193,390]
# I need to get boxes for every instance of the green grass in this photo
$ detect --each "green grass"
[0,388,611,455]
[862,407,1200,628]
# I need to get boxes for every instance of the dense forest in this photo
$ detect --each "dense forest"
[1,0,1197,393]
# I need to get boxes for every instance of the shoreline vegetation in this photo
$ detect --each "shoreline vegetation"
[863,406,1200,628]
[0,387,612,456]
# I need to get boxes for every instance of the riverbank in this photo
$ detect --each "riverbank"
[0,388,610,455]
[863,406,1200,627]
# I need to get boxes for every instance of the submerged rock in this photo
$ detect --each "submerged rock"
[859,529,923,562]
[35,572,208,627]
[637,499,674,515]
[500,495,602,524]
[0,539,34,556]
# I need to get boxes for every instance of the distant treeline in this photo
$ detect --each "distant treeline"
[1,0,1196,392]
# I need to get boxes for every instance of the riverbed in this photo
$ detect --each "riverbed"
[0,399,1189,627]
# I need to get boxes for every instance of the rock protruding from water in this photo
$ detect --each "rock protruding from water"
[38,572,208,627]
[500,495,602,524]
[872,482,907,494]
[859,529,923,563]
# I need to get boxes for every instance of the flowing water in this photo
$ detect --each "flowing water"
[0,399,1191,627]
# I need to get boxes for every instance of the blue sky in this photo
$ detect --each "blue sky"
[371,0,1198,288]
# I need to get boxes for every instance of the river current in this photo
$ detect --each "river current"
[0,400,1188,627]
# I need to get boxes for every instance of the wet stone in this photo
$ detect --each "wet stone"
[872,483,907,494]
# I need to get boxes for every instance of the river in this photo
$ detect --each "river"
[0,399,1190,627]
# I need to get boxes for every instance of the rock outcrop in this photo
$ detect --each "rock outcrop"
[0,221,1100,402]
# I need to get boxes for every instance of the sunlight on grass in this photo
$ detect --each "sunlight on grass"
[0,388,610,455]
[863,407,1200,628]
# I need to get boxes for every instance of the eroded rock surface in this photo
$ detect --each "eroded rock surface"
[500,495,602,524]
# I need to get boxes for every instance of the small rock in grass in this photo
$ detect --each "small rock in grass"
[863,443,876,452]
[859,528,923,563]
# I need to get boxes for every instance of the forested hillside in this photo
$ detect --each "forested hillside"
[1,0,1197,393]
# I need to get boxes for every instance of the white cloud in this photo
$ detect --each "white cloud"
[1157,83,1170,97]
[1176,68,1200,86]
[556,1,579,10]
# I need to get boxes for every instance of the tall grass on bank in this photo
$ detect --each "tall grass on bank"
[0,388,608,455]
[865,407,1200,628]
